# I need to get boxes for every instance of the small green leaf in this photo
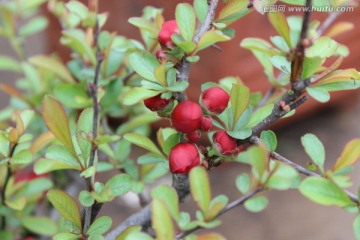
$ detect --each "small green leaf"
[79,190,94,207]
[217,0,249,26]
[268,12,291,47]
[244,196,268,213]
[129,51,159,82]
[193,0,209,22]
[124,132,164,156]
[196,30,230,52]
[19,16,48,37]
[76,108,93,161]
[128,17,157,35]
[10,149,32,165]
[247,104,274,128]
[190,167,211,213]
[0,55,21,72]
[176,3,196,42]
[230,84,250,129]
[266,162,300,190]
[151,185,180,221]
[105,174,133,196]
[47,190,82,231]
[123,87,161,105]
[29,55,75,83]
[306,37,339,58]
[21,216,57,236]
[236,173,250,194]
[34,158,81,174]
[333,139,360,172]
[53,233,81,240]
[87,216,112,235]
[236,146,268,182]
[61,29,96,64]
[45,144,81,168]
[299,177,354,207]
[115,226,142,240]
[65,0,88,18]
[117,112,158,135]
[152,199,174,240]
[302,57,323,79]
[227,128,252,140]
[41,96,77,157]
[54,83,92,108]
[260,130,277,152]
[301,133,325,173]
[354,214,360,240]
[80,166,96,178]
[137,154,166,165]
[306,87,330,103]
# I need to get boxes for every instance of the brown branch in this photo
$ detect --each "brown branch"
[250,137,359,204]
[290,0,312,83]
[176,187,263,239]
[174,0,220,101]
[82,20,104,234]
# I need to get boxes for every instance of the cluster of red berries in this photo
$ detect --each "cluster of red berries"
[142,22,242,174]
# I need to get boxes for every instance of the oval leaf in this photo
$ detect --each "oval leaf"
[301,133,325,173]
[190,167,211,212]
[175,3,196,42]
[41,95,77,157]
[152,199,174,240]
[299,177,354,207]
[47,190,82,230]
[333,139,360,172]
[124,132,164,156]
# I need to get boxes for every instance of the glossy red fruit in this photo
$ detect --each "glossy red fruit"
[185,130,201,143]
[157,20,180,49]
[155,49,167,63]
[201,87,230,114]
[171,101,203,134]
[169,143,200,174]
[143,94,171,111]
[201,116,213,131]
[213,130,238,156]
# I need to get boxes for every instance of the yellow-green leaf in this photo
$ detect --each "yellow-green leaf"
[190,167,211,213]
[29,55,75,83]
[268,12,291,47]
[124,132,164,157]
[21,216,57,236]
[41,95,77,157]
[230,84,250,130]
[333,139,360,172]
[47,190,82,231]
[152,199,174,240]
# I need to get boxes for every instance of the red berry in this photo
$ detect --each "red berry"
[169,143,200,174]
[158,20,180,49]
[201,116,213,131]
[185,130,201,143]
[201,87,230,114]
[171,101,203,134]
[213,130,238,156]
[144,94,171,111]
[155,49,167,63]
[14,169,48,184]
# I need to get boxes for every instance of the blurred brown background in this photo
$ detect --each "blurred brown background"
[1,1,360,239]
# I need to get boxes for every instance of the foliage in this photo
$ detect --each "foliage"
[0,0,359,239]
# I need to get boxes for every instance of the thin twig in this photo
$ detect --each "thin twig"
[82,20,104,234]
[0,143,17,230]
[176,187,263,239]
[290,0,312,83]
[270,151,359,203]
[105,205,151,240]
[316,11,342,37]
[250,137,359,204]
